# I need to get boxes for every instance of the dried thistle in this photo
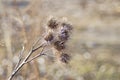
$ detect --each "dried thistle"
[45,17,72,64]
[44,32,54,42]
[47,17,59,29]
[53,41,65,51]
[8,17,73,80]
[62,22,73,31]
[60,53,70,63]
[58,29,69,41]
[58,22,72,42]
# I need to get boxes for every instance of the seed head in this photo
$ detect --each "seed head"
[53,41,65,51]
[44,33,54,42]
[47,18,59,29]
[58,23,72,42]
[58,28,69,41]
[44,17,73,64]
[60,53,70,63]
[62,23,73,31]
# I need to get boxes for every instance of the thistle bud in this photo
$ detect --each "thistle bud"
[60,53,70,63]
[44,33,54,42]
[44,17,73,64]
[58,29,69,41]
[47,18,59,29]
[53,41,65,51]
[62,23,72,31]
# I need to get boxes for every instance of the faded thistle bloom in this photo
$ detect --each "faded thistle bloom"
[60,53,70,63]
[47,17,59,29]
[44,32,54,42]
[44,17,73,63]
[58,23,72,42]
[53,41,65,51]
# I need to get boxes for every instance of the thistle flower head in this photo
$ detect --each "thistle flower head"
[44,32,54,42]
[53,41,65,51]
[60,53,70,63]
[47,17,59,29]
[58,22,72,42]
[44,17,73,64]
[58,29,69,41]
[62,23,73,31]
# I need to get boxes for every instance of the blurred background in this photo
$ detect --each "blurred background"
[0,0,120,80]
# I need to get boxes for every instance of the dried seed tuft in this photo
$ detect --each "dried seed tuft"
[53,41,65,51]
[44,33,54,42]
[60,53,70,63]
[62,23,73,31]
[47,18,58,29]
[58,29,69,41]
[44,17,73,64]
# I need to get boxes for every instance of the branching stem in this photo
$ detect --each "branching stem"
[8,38,46,80]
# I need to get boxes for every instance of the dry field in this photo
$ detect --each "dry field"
[0,0,120,80]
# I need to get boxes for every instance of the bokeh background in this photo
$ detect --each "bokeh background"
[0,0,120,80]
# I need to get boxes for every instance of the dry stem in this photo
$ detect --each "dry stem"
[8,37,46,80]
